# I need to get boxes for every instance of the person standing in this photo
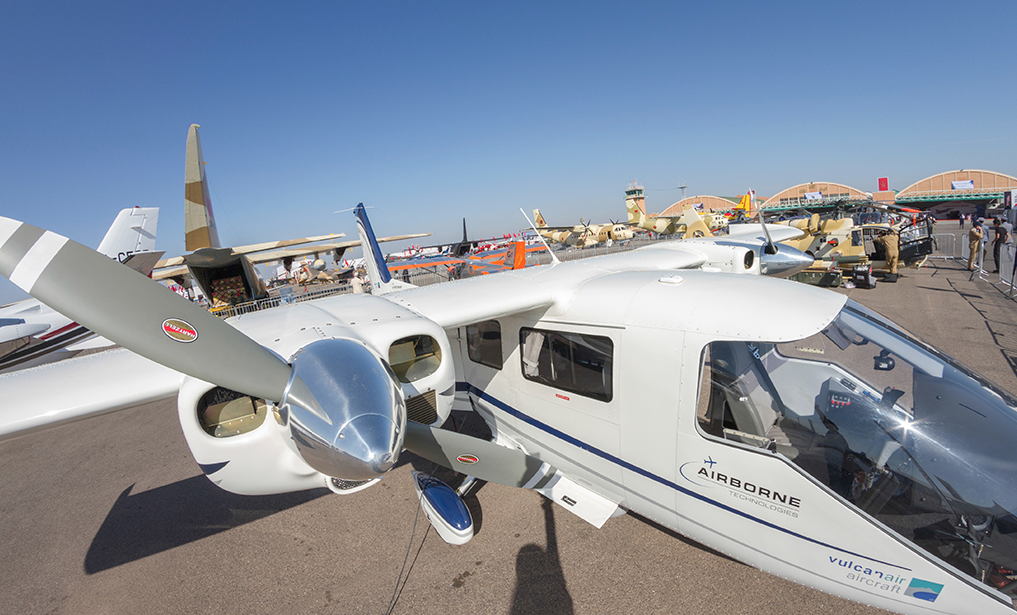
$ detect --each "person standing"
[874,230,900,274]
[960,213,965,228]
[993,218,1013,273]
[968,221,984,270]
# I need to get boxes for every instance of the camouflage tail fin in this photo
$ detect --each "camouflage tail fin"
[532,209,547,228]
[626,192,652,231]
[184,124,221,251]
[678,206,713,239]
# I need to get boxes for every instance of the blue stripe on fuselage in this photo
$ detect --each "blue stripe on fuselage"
[459,381,910,571]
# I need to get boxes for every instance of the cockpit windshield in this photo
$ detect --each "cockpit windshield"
[697,299,1017,593]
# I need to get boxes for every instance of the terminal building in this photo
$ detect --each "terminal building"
[892,170,1017,218]
[646,170,1017,220]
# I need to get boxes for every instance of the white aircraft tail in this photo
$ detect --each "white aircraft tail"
[96,207,159,262]
[184,124,221,251]
[354,204,415,294]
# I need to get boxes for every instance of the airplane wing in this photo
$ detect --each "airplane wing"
[244,233,432,265]
[386,244,706,329]
[388,273,555,328]
[154,255,185,268]
[151,265,189,281]
[725,223,806,243]
[0,348,180,441]
[537,225,581,232]
[230,233,346,256]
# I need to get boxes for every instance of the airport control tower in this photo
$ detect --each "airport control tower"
[625,180,646,214]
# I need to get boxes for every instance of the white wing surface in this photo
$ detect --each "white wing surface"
[0,348,180,441]
[385,243,708,329]
[725,223,805,243]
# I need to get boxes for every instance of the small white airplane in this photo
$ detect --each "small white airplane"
[0,206,159,372]
[0,201,1014,615]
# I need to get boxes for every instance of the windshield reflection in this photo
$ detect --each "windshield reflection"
[698,300,1017,593]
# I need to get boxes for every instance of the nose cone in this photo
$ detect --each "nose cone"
[760,245,814,277]
[285,338,406,482]
[334,413,402,479]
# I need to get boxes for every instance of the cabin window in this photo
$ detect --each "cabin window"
[466,320,502,370]
[519,327,613,402]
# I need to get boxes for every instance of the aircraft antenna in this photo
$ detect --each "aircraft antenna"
[520,209,560,265]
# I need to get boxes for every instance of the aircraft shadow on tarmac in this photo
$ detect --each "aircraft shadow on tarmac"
[84,476,328,574]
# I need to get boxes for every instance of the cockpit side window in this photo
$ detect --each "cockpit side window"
[695,342,790,454]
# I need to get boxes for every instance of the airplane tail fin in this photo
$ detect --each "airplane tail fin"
[679,206,714,239]
[96,207,159,261]
[354,204,414,294]
[505,241,527,270]
[626,194,650,229]
[184,124,221,251]
[532,209,547,228]
[736,194,751,213]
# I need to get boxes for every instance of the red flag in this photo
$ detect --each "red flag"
[878,177,888,192]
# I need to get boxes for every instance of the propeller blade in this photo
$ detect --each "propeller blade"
[404,421,557,489]
[0,218,292,402]
[760,217,778,255]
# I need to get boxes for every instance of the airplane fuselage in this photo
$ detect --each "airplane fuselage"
[445,264,1016,614]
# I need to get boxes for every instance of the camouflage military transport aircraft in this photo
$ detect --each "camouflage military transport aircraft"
[624,182,726,237]
[151,125,429,306]
[532,209,635,248]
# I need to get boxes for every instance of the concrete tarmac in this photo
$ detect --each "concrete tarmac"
[3,256,1016,615]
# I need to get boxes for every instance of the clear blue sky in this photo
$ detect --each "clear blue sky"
[1,1,1014,304]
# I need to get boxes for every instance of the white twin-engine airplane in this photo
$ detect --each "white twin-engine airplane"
[0,206,159,373]
[1,203,1015,615]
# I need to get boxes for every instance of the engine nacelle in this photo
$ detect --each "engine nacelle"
[177,295,456,496]
[177,377,380,496]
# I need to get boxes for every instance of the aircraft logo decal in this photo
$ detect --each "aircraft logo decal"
[679,458,802,518]
[162,319,198,343]
[456,454,479,465]
[827,556,942,603]
[904,578,944,603]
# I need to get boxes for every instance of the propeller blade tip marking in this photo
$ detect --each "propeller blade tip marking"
[9,231,69,293]
[0,218,22,248]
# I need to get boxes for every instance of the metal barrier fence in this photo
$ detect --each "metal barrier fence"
[958,239,1017,298]
[930,234,957,259]
[210,281,353,319]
